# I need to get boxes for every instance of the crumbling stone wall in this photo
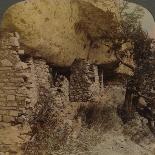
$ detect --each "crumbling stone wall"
[54,75,69,102]
[34,59,51,91]
[0,32,52,155]
[0,32,29,124]
[0,32,52,123]
[0,33,103,154]
[0,32,31,154]
[69,59,100,102]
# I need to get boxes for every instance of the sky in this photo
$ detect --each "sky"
[127,2,155,38]
[0,0,23,19]
[0,0,155,38]
[143,9,155,38]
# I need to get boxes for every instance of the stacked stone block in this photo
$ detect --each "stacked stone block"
[34,59,51,91]
[69,59,100,102]
[0,32,29,123]
[0,32,53,154]
[54,75,69,102]
[0,33,103,154]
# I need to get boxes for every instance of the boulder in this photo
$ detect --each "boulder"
[0,0,134,75]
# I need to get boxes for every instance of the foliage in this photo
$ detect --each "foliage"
[93,0,152,70]
[117,1,155,126]
[117,0,154,64]
[117,0,144,25]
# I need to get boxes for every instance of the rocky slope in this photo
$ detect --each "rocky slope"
[44,86,155,155]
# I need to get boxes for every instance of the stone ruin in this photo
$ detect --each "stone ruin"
[70,59,101,102]
[0,32,104,154]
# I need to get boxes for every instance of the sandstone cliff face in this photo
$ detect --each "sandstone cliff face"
[0,0,133,75]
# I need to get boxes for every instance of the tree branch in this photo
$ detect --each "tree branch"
[115,51,135,71]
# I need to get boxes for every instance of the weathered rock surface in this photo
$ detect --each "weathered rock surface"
[0,0,134,75]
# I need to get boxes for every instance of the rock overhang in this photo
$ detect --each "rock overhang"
[0,0,134,75]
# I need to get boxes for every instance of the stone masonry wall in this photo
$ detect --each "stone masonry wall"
[69,59,100,102]
[0,32,31,154]
[0,33,102,154]
[0,32,29,124]
[0,32,52,124]
[34,59,51,91]
[0,32,52,155]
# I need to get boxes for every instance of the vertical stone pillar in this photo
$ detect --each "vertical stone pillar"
[32,58,52,109]
[34,59,51,91]
[55,75,69,101]
[98,66,104,89]
[69,59,100,102]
